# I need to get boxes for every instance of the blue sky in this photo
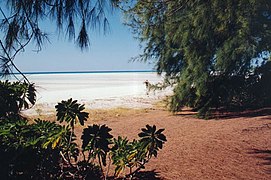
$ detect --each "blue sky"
[14,11,153,72]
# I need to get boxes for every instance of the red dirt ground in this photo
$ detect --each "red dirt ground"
[84,108,271,180]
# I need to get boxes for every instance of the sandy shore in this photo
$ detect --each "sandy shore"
[22,89,171,116]
[21,72,172,116]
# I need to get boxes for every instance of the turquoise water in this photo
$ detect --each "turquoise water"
[15,70,155,75]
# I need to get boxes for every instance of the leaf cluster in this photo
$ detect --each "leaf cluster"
[111,125,167,178]
[82,124,113,167]
[0,80,36,117]
[56,98,88,127]
[0,118,68,179]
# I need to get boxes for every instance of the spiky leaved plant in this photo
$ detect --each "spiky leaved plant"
[0,80,36,118]
[111,125,167,179]
[55,98,89,166]
[138,124,167,158]
[81,124,113,179]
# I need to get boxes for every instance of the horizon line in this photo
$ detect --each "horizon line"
[17,70,156,75]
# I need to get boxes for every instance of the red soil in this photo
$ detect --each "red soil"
[87,108,271,180]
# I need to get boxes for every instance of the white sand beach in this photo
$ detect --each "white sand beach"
[21,72,172,115]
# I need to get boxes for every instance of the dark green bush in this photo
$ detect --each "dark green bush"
[0,118,64,179]
[0,81,36,118]
[171,61,271,117]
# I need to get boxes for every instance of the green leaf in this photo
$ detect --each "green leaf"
[55,98,89,127]
[138,125,167,158]
[81,124,113,165]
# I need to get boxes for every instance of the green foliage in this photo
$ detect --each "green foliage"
[81,124,113,166]
[124,0,271,117]
[111,136,138,177]
[139,125,167,158]
[56,98,89,127]
[0,80,36,117]
[0,82,167,179]
[0,118,65,179]
[111,125,167,178]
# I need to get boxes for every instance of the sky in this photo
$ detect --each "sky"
[13,11,154,72]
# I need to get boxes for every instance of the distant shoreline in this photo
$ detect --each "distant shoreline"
[15,70,156,75]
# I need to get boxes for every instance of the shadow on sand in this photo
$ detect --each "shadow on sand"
[174,107,271,120]
[211,107,271,119]
[250,149,271,174]
[133,170,162,180]
[108,170,162,180]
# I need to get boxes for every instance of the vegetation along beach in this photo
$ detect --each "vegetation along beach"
[0,1,271,180]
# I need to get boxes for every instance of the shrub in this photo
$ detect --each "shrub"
[0,81,167,179]
[170,61,271,118]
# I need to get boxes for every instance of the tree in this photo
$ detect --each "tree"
[0,0,119,80]
[123,0,271,117]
